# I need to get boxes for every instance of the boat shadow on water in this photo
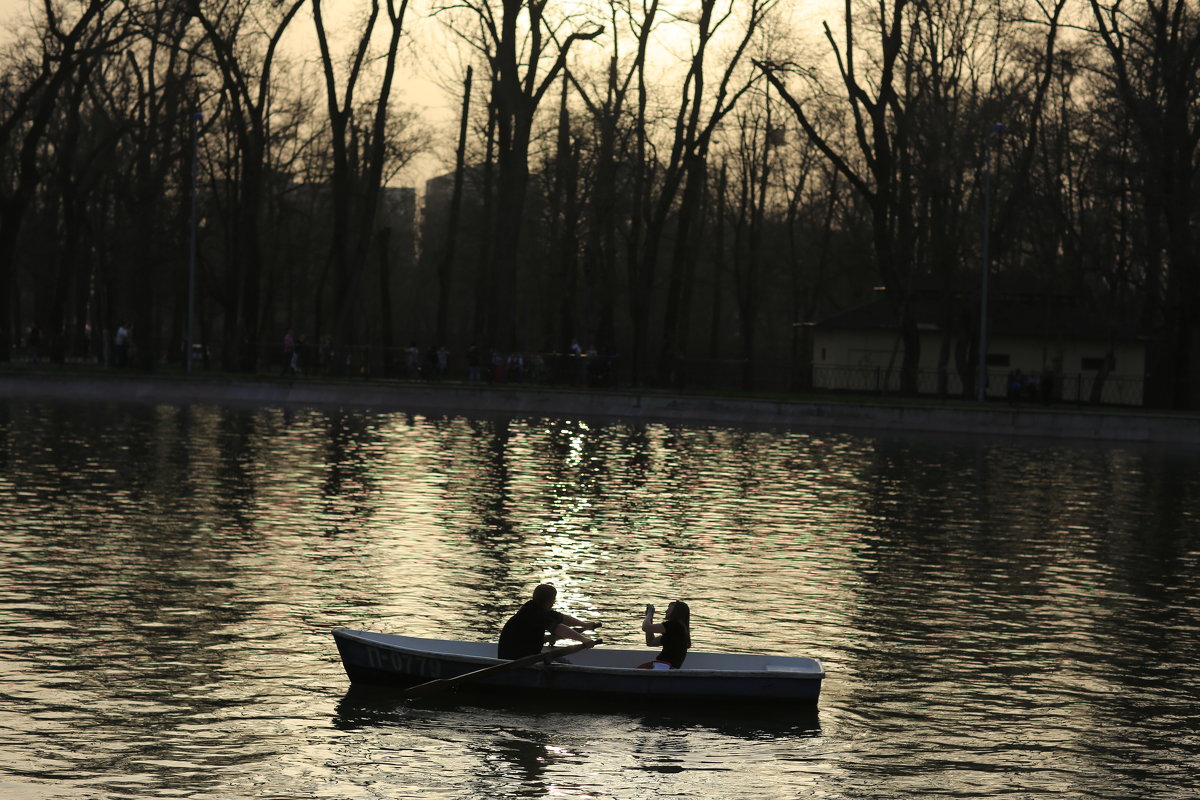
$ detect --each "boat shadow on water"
[332,684,822,741]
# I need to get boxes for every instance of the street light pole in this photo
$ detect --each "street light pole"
[187,111,202,374]
[977,123,1004,402]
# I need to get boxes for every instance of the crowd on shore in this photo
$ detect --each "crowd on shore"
[17,322,619,389]
[275,330,619,389]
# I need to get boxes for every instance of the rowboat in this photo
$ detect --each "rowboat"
[332,628,824,704]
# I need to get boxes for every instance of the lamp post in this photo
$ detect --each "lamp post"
[977,123,1004,402]
[187,111,202,374]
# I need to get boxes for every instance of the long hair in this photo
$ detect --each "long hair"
[666,600,692,647]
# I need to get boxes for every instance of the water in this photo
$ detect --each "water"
[1,398,1197,799]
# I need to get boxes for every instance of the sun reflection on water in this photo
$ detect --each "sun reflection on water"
[0,400,1197,799]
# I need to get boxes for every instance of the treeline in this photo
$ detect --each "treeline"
[1,0,1197,406]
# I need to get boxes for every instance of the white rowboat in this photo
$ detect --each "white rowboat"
[332,628,824,704]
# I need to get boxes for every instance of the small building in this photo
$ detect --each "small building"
[809,283,1148,406]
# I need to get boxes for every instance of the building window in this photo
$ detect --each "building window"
[821,348,826,361]
[1082,356,1110,371]
[986,354,1010,367]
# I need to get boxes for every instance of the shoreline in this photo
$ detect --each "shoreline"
[2,370,1198,445]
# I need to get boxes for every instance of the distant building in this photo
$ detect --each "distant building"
[420,167,487,270]
[421,165,547,237]
[423,166,486,219]
[379,185,417,261]
[809,281,1148,405]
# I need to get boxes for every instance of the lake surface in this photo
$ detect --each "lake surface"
[1,397,1197,799]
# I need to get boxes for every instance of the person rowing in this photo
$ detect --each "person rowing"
[497,583,599,660]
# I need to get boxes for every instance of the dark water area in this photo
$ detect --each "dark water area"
[1,398,1197,799]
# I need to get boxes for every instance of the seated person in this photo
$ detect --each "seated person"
[638,601,691,669]
[497,583,598,660]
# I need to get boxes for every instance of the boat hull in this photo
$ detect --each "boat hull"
[333,628,823,704]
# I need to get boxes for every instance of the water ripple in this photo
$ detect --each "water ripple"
[1,400,1198,799]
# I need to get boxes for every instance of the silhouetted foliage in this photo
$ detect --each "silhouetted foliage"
[1,0,1197,407]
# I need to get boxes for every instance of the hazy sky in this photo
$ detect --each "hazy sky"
[0,0,456,185]
[1,0,27,38]
[0,0,835,188]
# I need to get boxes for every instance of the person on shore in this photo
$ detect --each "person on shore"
[405,341,420,378]
[1007,369,1024,404]
[282,328,296,376]
[425,344,439,378]
[497,583,598,660]
[293,334,306,375]
[466,344,481,382]
[1040,365,1055,405]
[114,322,130,368]
[638,600,691,669]
[436,344,450,378]
[26,324,43,365]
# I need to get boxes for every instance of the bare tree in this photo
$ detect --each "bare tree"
[613,0,778,385]
[436,65,473,348]
[723,89,775,390]
[1089,0,1200,408]
[0,0,124,362]
[759,0,924,394]
[437,0,602,352]
[760,0,1067,396]
[109,1,208,369]
[311,0,415,367]
[188,0,306,371]
[542,74,583,351]
[564,0,662,359]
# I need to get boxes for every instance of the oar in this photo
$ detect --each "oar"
[405,640,594,698]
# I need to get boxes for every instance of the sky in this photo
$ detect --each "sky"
[0,0,838,189]
[1,0,27,38]
[0,0,456,186]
